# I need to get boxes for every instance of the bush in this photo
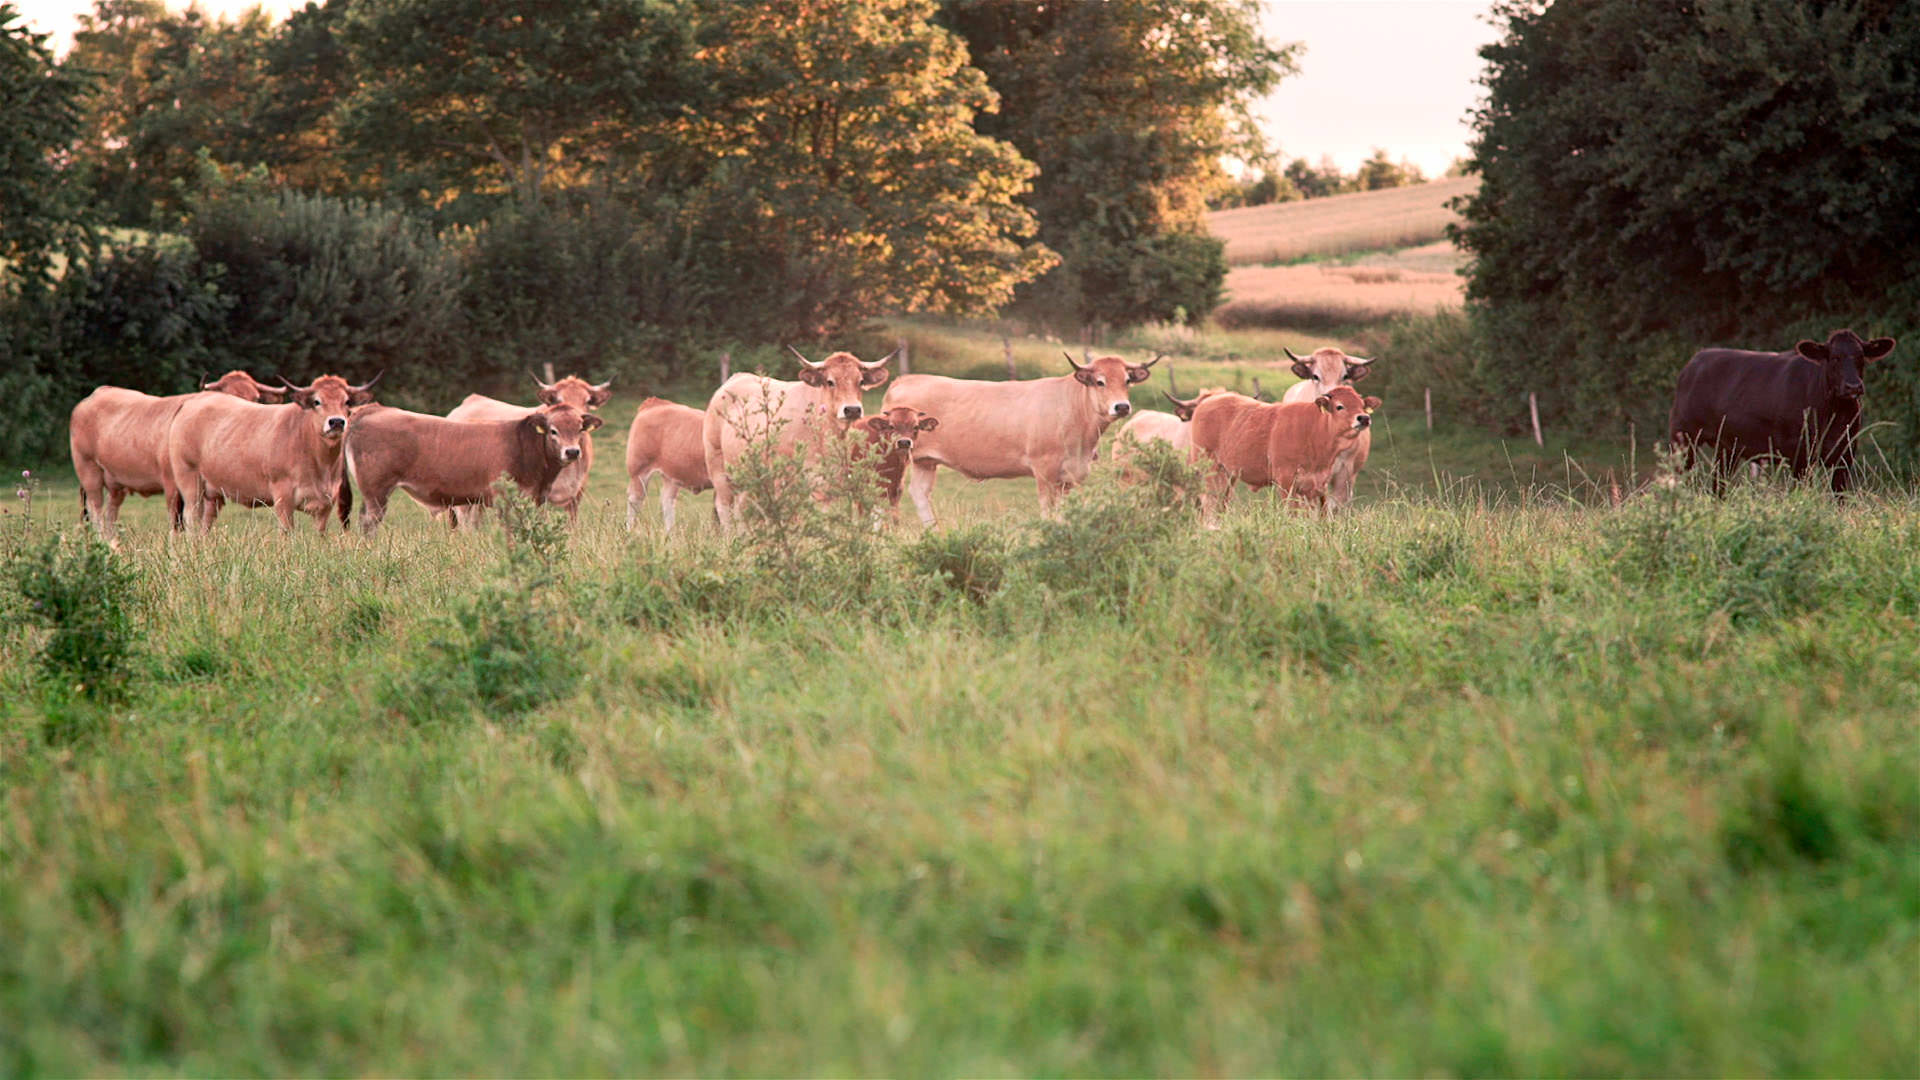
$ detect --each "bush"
[6,530,143,702]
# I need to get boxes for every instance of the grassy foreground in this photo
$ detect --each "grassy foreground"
[2,420,1916,1074]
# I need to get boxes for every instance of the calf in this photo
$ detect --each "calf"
[849,406,939,512]
[344,404,602,536]
[1669,328,1896,495]
[1189,385,1380,524]
[445,373,612,525]
[167,373,381,534]
[625,397,711,531]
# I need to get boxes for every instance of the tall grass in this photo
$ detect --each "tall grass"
[1,452,1914,1074]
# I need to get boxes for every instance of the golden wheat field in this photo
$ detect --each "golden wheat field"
[1213,241,1466,327]
[1208,176,1477,266]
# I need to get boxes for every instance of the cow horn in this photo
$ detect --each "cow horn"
[1140,352,1162,369]
[1062,350,1088,372]
[589,379,612,394]
[529,369,556,391]
[787,345,824,370]
[277,374,302,391]
[1163,389,1199,409]
[1283,346,1305,364]
[860,348,898,371]
[1346,355,1376,367]
[350,370,383,394]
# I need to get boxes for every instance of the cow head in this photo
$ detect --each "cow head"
[530,372,614,410]
[1065,352,1157,419]
[1795,329,1896,403]
[1286,346,1376,394]
[864,407,939,454]
[526,404,604,465]
[203,370,287,403]
[790,346,893,423]
[284,372,381,440]
[1314,386,1379,434]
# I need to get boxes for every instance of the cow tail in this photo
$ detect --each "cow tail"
[79,488,89,523]
[337,475,352,529]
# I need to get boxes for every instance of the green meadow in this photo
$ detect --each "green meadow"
[2,322,1916,1075]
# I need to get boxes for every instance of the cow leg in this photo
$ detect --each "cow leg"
[198,494,224,534]
[660,479,681,531]
[358,491,390,537]
[272,492,298,533]
[711,468,736,535]
[101,486,128,545]
[1201,467,1235,529]
[907,460,939,528]
[75,462,109,541]
[627,472,649,531]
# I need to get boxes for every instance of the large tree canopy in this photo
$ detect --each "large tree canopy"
[1454,0,1920,439]
[1,2,93,289]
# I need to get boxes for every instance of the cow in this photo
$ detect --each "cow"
[71,371,302,543]
[203,370,288,403]
[880,352,1159,526]
[624,397,711,531]
[344,403,603,536]
[702,347,895,533]
[849,406,939,513]
[1281,346,1378,508]
[167,373,381,534]
[1188,385,1380,525]
[1668,328,1896,496]
[445,373,612,525]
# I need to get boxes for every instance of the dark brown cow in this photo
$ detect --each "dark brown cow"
[344,403,602,536]
[849,406,939,513]
[1188,385,1380,524]
[167,374,380,534]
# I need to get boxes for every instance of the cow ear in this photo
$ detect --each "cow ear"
[1291,360,1314,380]
[293,389,317,409]
[797,367,827,387]
[1315,394,1335,413]
[348,388,376,407]
[535,387,562,405]
[1126,365,1151,384]
[1346,364,1372,383]
[916,416,939,431]
[1864,337,1896,362]
[1795,339,1830,362]
[588,383,614,407]
[864,419,890,436]
[528,415,549,435]
[860,366,891,388]
[1364,396,1383,410]
[1072,368,1099,387]
[580,414,604,433]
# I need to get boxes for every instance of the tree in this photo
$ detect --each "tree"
[1352,148,1423,191]
[1,2,93,288]
[939,0,1297,329]
[1454,0,1920,442]
[1283,155,1345,200]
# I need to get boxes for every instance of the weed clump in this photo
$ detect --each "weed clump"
[5,531,142,703]
[1606,483,1838,625]
[902,525,1009,605]
[1012,471,1192,611]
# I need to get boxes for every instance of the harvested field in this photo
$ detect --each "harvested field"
[1215,242,1465,328]
[1209,176,1477,266]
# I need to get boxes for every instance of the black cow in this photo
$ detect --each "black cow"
[1668,328,1896,495]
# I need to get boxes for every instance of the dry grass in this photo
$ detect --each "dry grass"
[1214,245,1465,328]
[1209,177,1478,267]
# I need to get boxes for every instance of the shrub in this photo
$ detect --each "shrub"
[901,524,1010,605]
[6,531,143,702]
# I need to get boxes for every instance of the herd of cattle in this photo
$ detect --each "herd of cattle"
[65,326,1896,543]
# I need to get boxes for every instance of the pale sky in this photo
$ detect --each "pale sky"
[22,0,1497,178]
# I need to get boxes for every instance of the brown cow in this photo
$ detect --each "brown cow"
[344,403,602,536]
[702,347,895,533]
[71,372,298,543]
[1280,346,1378,508]
[880,352,1158,526]
[624,397,711,531]
[167,373,381,534]
[849,406,939,513]
[1188,385,1380,525]
[444,373,612,526]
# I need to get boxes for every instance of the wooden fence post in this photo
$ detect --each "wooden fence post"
[1424,387,1433,432]
[1003,335,1017,380]
[542,362,556,383]
[1529,391,1544,447]
[719,351,731,381]
[897,337,910,375]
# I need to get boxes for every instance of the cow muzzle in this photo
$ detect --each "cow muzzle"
[1111,401,1132,417]
[1839,383,1865,399]
[562,446,582,462]
[1355,414,1371,429]
[841,405,863,420]
[325,416,347,436]
[895,438,914,451]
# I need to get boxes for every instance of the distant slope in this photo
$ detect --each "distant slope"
[1208,176,1478,265]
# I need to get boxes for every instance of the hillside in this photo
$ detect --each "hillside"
[1208,176,1478,266]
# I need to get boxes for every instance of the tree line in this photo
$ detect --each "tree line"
[1210,149,1457,211]
[1,0,1292,463]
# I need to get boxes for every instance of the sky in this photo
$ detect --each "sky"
[21,0,1498,179]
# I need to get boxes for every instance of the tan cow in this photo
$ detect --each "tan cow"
[702,347,894,533]
[1280,346,1378,508]
[203,370,288,403]
[167,373,381,534]
[444,373,611,526]
[848,406,939,514]
[70,371,295,543]
[344,403,602,536]
[1188,385,1380,524]
[624,397,711,531]
[881,352,1158,526]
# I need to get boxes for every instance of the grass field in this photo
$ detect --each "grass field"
[3,318,1916,1074]
[1208,177,1477,267]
